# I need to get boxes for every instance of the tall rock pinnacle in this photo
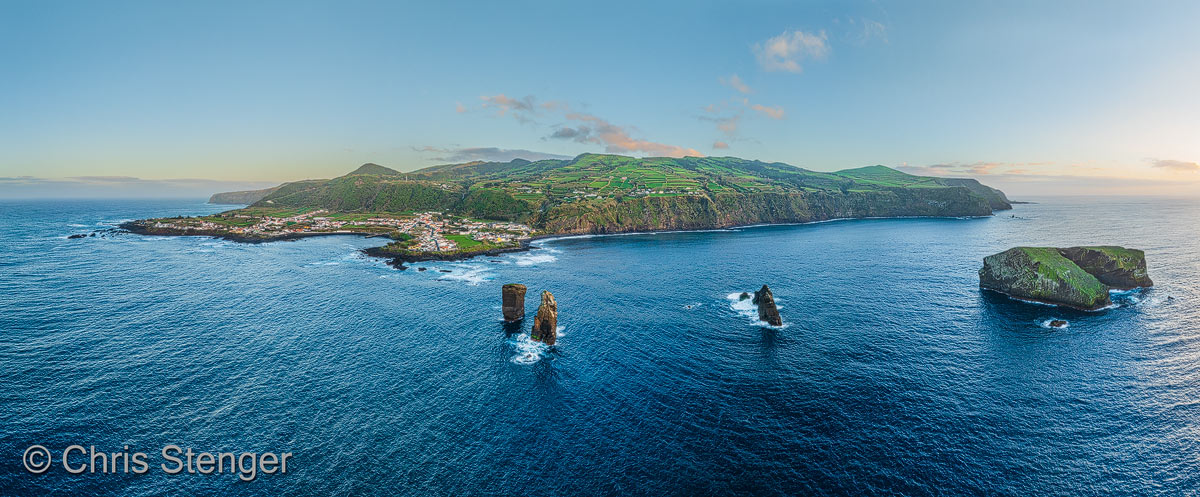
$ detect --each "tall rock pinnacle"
[752,284,783,326]
[531,291,558,345]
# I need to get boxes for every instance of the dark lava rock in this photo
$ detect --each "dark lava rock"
[417,267,427,272]
[531,291,558,345]
[1049,320,1068,328]
[68,234,87,239]
[438,269,451,273]
[1058,246,1153,290]
[502,284,527,322]
[979,246,1152,310]
[739,292,751,301]
[979,247,1112,310]
[752,285,783,326]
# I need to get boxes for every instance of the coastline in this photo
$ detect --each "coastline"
[361,242,533,269]
[979,286,1117,312]
[117,211,1004,267]
[528,213,996,245]
[118,221,393,244]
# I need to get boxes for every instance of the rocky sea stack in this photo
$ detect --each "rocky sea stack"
[752,285,783,326]
[502,284,527,322]
[979,246,1152,310]
[531,291,558,345]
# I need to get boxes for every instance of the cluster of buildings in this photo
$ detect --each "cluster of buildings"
[227,210,339,234]
[403,213,532,252]
[152,210,532,253]
[150,219,223,231]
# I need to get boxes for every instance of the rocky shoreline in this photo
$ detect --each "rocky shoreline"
[366,214,1000,268]
[361,241,534,269]
[117,211,1015,268]
[118,221,392,244]
[118,219,535,267]
[979,246,1152,311]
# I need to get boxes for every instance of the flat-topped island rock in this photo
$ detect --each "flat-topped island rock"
[502,284,527,322]
[979,246,1152,311]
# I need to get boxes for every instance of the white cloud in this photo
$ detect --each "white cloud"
[720,74,752,94]
[548,113,702,158]
[464,93,702,158]
[847,18,888,45]
[716,114,741,135]
[861,19,888,44]
[897,162,1015,176]
[478,94,540,123]
[1150,159,1200,172]
[480,94,535,114]
[753,30,829,73]
[699,111,742,138]
[746,100,785,119]
[699,96,784,140]
[415,146,571,163]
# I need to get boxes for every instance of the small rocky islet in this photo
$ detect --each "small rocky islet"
[501,285,557,346]
[531,291,558,345]
[503,282,785,351]
[979,246,1152,310]
[737,287,784,326]
[501,284,527,322]
[752,285,783,326]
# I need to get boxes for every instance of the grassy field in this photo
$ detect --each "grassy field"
[445,234,483,250]
[1021,247,1109,304]
[209,154,1008,225]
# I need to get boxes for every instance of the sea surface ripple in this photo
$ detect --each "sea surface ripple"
[1,197,1198,496]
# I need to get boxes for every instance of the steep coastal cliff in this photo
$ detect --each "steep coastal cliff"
[208,186,280,205]
[979,246,1152,310]
[1058,246,1153,289]
[535,187,996,234]
[228,154,1010,235]
[133,154,1014,264]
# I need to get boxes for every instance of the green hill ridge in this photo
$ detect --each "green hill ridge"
[218,154,1011,234]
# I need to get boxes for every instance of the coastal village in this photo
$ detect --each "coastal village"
[146,210,533,253]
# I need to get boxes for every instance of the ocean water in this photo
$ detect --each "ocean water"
[1,197,1198,496]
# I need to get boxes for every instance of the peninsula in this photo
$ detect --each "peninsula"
[122,154,1013,264]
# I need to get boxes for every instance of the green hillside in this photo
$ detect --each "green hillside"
[237,154,1011,233]
[347,163,403,176]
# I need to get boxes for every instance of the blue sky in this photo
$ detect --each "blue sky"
[2,0,1198,197]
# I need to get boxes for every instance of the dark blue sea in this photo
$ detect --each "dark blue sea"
[1,197,1197,496]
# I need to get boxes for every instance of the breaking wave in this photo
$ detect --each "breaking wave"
[727,292,789,328]
[434,264,493,285]
[510,334,549,365]
[510,248,559,267]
